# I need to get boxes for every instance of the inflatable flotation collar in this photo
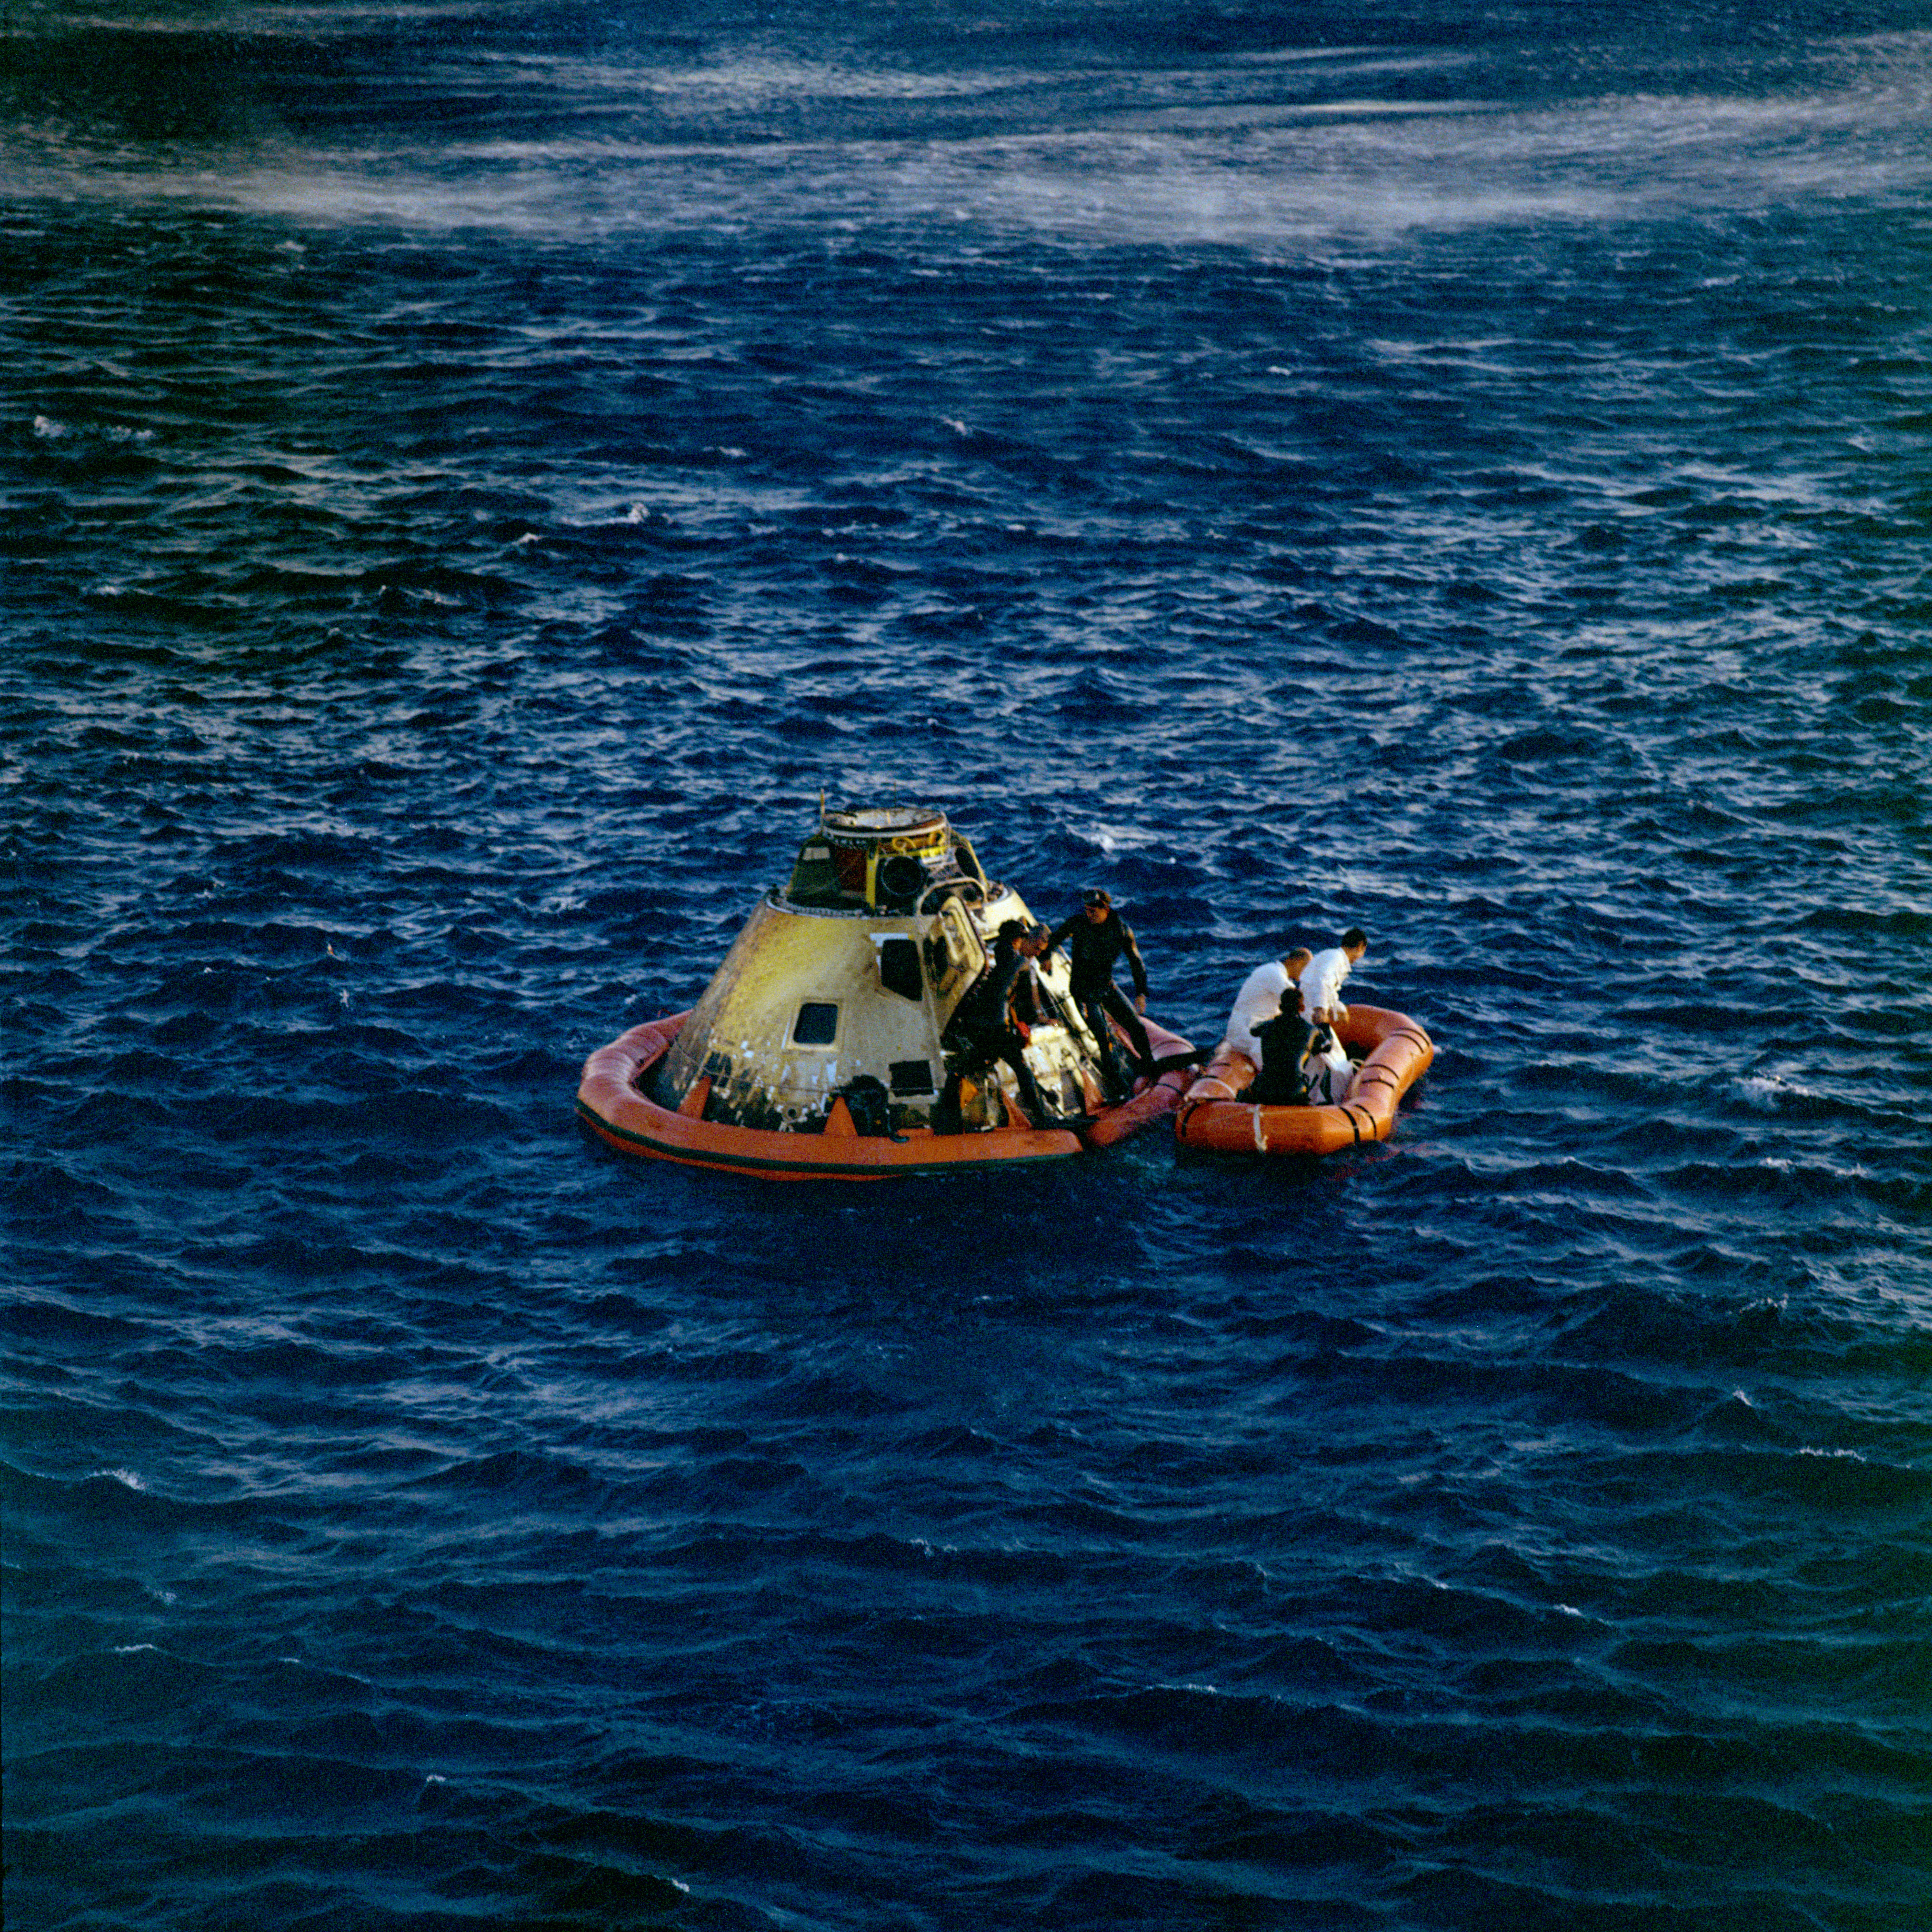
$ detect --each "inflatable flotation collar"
[579,1010,1197,1180]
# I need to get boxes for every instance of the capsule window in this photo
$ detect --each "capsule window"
[792,1001,838,1046]
[878,937,924,1002]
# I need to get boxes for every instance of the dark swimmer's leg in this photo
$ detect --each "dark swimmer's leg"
[1101,983,1155,1080]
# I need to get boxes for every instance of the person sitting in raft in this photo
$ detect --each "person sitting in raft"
[1048,888,1154,1094]
[1224,945,1312,1062]
[1299,927,1367,1104]
[945,919,1054,1124]
[1247,985,1319,1106]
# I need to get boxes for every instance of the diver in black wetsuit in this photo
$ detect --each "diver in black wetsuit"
[1247,987,1317,1106]
[945,920,1052,1124]
[1047,889,1154,1091]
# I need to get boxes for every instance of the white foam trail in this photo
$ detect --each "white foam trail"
[5,32,1925,246]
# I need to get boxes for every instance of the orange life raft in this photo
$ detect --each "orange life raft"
[1173,1004,1434,1156]
[578,1009,1195,1180]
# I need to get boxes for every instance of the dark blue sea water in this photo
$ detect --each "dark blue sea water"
[5,5,1931,1927]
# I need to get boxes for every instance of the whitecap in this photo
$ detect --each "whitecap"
[1079,822,1161,854]
[1736,1072,1806,1110]
[33,414,66,439]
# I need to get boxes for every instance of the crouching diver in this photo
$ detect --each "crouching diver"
[1047,888,1156,1097]
[1247,986,1318,1106]
[944,919,1053,1125]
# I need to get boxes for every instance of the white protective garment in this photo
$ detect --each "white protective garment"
[1304,1049,1355,1105]
[1298,946,1354,1024]
[1222,959,1290,1060]
[1299,946,1357,1101]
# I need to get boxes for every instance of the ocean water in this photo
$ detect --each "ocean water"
[4,4,1930,1927]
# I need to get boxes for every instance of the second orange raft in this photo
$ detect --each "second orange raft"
[1173,1004,1434,1156]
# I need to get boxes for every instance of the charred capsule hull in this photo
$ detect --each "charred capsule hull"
[1173,1005,1434,1157]
[576,804,1194,1179]
[651,890,985,1135]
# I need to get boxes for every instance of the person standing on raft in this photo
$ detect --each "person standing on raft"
[1299,928,1368,1026]
[1223,945,1312,1061]
[1299,928,1368,1104]
[1048,889,1155,1092]
[946,919,1054,1124]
